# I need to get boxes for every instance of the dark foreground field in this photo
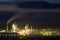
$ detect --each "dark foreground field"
[22,35,60,40]
[0,36,60,40]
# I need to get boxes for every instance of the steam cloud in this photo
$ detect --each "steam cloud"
[7,13,27,25]
[7,11,60,25]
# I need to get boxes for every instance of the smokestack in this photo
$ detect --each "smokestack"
[6,24,8,32]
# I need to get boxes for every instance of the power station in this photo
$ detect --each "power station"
[0,23,60,37]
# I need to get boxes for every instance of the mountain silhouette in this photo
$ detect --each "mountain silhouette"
[0,1,60,9]
[17,1,60,9]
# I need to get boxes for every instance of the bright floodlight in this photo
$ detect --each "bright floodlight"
[11,24,17,32]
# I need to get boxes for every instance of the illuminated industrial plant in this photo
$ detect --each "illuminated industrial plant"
[17,24,33,36]
[0,23,60,37]
[10,24,60,36]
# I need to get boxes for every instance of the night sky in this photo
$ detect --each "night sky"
[0,0,60,3]
[0,12,60,29]
[9,12,60,29]
[13,13,60,24]
[0,0,60,29]
[0,12,16,29]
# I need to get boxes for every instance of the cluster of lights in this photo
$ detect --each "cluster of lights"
[11,24,17,32]
[17,24,32,36]
[40,29,54,36]
[0,30,6,32]
[17,30,26,36]
[9,24,60,36]
[0,23,60,37]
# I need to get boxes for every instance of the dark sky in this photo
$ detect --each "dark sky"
[0,0,60,29]
[8,12,60,28]
[0,12,60,29]
[11,12,60,24]
[0,0,60,3]
[0,12,16,29]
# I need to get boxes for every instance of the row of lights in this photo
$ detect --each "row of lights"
[0,33,17,37]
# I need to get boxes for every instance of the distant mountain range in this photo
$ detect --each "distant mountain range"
[0,1,60,9]
[17,1,60,9]
[0,1,17,5]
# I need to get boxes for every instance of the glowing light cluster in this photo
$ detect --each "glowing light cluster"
[0,30,6,32]
[11,24,17,32]
[17,29,31,36]
[18,30,26,36]
[18,24,32,36]
[11,24,60,36]
[0,23,59,37]
[40,31,53,36]
[40,29,58,36]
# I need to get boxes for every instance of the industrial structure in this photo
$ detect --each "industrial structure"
[0,23,60,37]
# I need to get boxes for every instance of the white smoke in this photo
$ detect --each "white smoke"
[7,13,27,25]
